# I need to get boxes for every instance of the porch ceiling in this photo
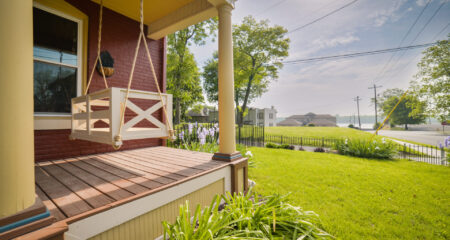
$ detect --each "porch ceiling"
[91,0,219,39]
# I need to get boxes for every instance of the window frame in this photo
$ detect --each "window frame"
[33,2,83,117]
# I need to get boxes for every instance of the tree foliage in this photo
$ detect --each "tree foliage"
[203,16,290,125]
[167,19,217,124]
[411,37,449,122]
[378,88,426,130]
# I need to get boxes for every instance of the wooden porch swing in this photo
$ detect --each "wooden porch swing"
[70,0,174,149]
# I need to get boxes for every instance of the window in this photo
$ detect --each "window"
[33,6,81,114]
[269,113,273,119]
[258,113,264,119]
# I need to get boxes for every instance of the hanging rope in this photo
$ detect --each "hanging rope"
[113,0,174,149]
[85,0,108,95]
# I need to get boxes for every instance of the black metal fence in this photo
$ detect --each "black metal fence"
[264,135,338,148]
[398,143,448,166]
[234,126,448,166]
[170,124,448,166]
[236,125,265,147]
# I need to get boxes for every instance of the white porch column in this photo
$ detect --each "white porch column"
[0,0,36,217]
[217,3,237,156]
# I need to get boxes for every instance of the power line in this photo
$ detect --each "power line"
[288,0,359,34]
[376,1,447,84]
[282,42,436,64]
[376,21,450,86]
[372,0,432,83]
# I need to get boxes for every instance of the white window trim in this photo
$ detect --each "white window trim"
[33,2,83,118]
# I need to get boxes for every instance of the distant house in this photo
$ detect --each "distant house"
[243,106,277,127]
[193,106,277,126]
[187,107,211,123]
[279,112,336,126]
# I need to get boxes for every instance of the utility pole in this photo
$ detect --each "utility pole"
[368,84,382,131]
[353,96,362,129]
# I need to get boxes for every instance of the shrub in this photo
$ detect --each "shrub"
[308,123,315,127]
[334,138,397,159]
[266,143,295,150]
[162,190,332,239]
[348,124,354,128]
[266,142,278,148]
[314,147,325,152]
[279,144,295,150]
[298,147,305,151]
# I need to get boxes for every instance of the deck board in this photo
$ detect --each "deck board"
[35,147,227,221]
[37,162,115,208]
[66,158,149,195]
[126,149,218,171]
[35,184,67,221]
[35,166,93,217]
[51,159,134,201]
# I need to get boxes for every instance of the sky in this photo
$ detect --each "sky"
[190,0,450,117]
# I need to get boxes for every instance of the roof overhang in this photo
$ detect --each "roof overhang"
[91,0,235,40]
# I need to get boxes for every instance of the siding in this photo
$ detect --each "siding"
[34,0,166,161]
[88,179,225,240]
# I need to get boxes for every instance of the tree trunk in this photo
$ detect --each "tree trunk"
[238,109,244,127]
[175,97,181,124]
[404,123,408,130]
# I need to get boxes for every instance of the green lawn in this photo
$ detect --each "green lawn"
[265,126,377,140]
[249,147,449,240]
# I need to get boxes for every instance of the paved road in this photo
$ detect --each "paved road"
[367,130,448,146]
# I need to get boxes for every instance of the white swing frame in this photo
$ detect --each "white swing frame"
[70,87,172,147]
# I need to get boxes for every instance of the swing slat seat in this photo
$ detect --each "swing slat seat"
[70,87,172,148]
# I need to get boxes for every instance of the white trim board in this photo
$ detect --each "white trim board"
[65,166,231,240]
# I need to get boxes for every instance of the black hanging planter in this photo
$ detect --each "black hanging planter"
[96,50,115,77]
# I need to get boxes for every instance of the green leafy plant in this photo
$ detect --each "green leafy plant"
[163,190,333,239]
[265,143,295,150]
[265,142,278,148]
[334,138,397,159]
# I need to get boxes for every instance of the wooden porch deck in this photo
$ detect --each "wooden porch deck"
[35,147,228,222]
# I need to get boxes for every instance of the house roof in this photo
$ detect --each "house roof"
[278,119,301,126]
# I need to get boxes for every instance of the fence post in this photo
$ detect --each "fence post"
[441,147,445,165]
[238,126,241,145]
[281,135,283,144]
[403,144,406,159]
[263,125,265,146]
[252,126,255,146]
[322,137,324,147]
[300,137,303,147]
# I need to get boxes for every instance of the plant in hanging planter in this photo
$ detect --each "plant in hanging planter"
[96,50,115,77]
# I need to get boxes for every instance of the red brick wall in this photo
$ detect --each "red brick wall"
[34,0,166,162]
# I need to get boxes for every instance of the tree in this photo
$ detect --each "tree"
[411,36,449,122]
[167,19,217,124]
[378,88,426,130]
[203,16,290,126]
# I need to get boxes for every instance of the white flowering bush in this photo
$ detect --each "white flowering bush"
[334,138,397,159]
[172,123,220,153]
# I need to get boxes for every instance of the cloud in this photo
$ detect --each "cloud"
[416,0,429,6]
[369,0,408,27]
[312,33,360,49]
